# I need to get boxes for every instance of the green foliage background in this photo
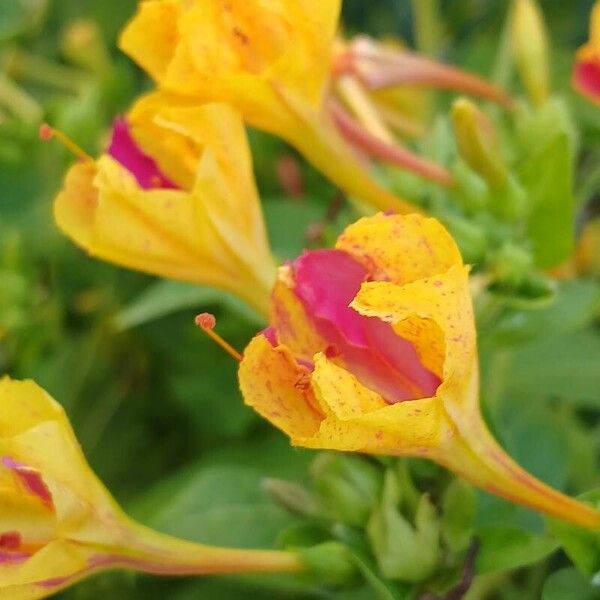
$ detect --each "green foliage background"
[1,1,600,599]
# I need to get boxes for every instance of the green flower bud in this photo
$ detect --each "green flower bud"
[510,0,550,107]
[451,98,507,189]
[311,453,383,527]
[262,478,321,518]
[61,19,111,74]
[367,471,440,582]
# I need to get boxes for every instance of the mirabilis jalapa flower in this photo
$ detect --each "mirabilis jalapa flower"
[0,377,305,599]
[239,213,600,529]
[119,0,513,208]
[51,92,277,316]
[573,0,600,103]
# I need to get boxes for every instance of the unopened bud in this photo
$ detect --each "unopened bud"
[510,0,550,106]
[61,20,111,74]
[452,97,507,188]
[262,478,321,518]
[311,453,382,527]
[367,471,440,582]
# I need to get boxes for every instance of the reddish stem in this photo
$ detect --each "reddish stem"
[328,99,455,187]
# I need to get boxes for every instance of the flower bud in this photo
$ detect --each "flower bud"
[451,97,507,189]
[367,471,440,581]
[311,453,383,527]
[510,0,550,106]
[61,20,111,74]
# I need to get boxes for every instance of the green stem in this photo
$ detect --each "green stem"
[411,0,444,58]
[491,6,514,88]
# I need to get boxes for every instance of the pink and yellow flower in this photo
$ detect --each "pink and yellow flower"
[239,213,600,529]
[119,1,512,209]
[0,377,304,599]
[119,0,415,213]
[52,92,277,316]
[573,1,600,103]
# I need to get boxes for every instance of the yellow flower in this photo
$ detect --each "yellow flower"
[239,213,600,529]
[52,92,277,316]
[118,0,416,213]
[0,376,304,599]
[573,0,600,103]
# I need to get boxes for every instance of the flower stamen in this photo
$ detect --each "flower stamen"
[195,313,243,362]
[39,123,94,163]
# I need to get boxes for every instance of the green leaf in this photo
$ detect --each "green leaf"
[483,330,600,409]
[113,279,262,331]
[518,132,574,268]
[475,527,558,574]
[542,568,600,600]
[139,464,297,549]
[441,479,477,553]
[485,280,600,346]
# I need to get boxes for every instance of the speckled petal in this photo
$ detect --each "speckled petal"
[239,335,324,439]
[351,265,476,408]
[118,0,181,82]
[306,355,444,454]
[337,213,463,285]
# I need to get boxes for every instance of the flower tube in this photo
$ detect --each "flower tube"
[0,377,304,599]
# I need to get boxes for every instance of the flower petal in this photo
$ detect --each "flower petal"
[573,47,600,103]
[0,378,63,439]
[307,355,444,454]
[270,266,330,363]
[239,335,325,440]
[118,0,181,82]
[351,265,476,409]
[337,213,463,285]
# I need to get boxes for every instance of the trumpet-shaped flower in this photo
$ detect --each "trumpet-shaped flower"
[0,377,304,599]
[120,1,514,204]
[119,0,412,212]
[573,1,600,103]
[52,93,277,316]
[239,213,600,529]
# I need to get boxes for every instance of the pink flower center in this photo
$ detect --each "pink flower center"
[284,249,440,403]
[107,118,178,190]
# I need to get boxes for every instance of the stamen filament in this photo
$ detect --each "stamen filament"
[195,313,243,362]
[335,75,395,143]
[39,123,94,162]
[328,99,455,187]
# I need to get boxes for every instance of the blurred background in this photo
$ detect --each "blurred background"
[1,1,599,598]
